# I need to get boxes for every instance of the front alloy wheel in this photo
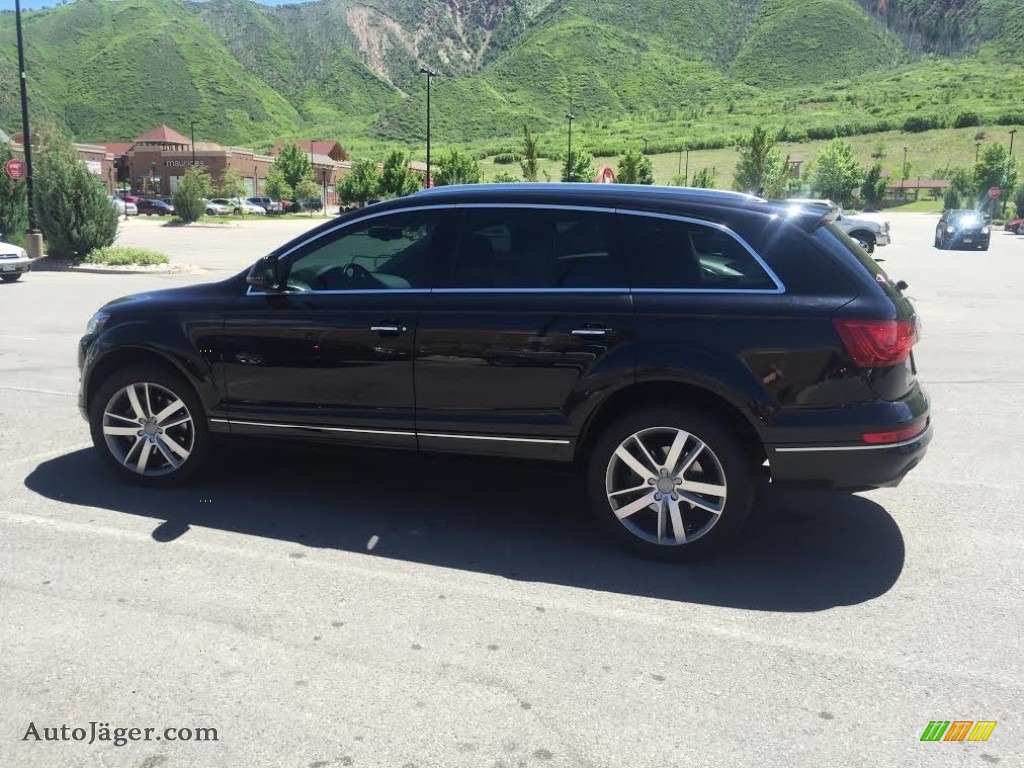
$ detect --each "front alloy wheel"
[587,407,756,561]
[89,365,210,485]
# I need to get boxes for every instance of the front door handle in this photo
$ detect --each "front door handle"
[572,326,612,337]
[371,324,408,335]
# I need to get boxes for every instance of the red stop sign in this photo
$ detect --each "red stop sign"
[988,186,1001,199]
[5,158,26,180]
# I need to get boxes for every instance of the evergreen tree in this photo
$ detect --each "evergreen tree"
[616,149,654,184]
[35,125,118,260]
[172,166,213,223]
[520,125,539,182]
[0,141,28,243]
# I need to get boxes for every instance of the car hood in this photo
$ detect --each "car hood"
[100,277,242,314]
[0,240,25,254]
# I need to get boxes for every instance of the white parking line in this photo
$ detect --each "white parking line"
[0,386,76,397]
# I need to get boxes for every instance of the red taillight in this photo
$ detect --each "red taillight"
[832,318,918,367]
[862,416,928,445]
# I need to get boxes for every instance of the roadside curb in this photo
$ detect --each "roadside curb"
[29,259,205,275]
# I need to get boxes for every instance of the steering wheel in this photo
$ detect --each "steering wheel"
[342,262,378,287]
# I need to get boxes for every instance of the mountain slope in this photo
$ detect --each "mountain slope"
[0,0,303,144]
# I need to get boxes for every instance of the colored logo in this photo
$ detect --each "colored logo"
[920,721,997,742]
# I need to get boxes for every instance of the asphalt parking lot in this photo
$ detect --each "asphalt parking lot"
[1,213,1021,767]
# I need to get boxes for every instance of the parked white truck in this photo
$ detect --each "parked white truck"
[786,198,891,253]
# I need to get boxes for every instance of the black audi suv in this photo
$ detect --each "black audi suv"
[78,184,931,560]
[935,208,991,250]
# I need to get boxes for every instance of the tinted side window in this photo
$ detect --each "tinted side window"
[286,211,439,291]
[620,214,778,290]
[445,208,619,289]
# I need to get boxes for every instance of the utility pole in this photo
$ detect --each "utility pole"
[15,0,43,258]
[420,67,437,188]
[1010,129,1018,158]
[565,112,575,182]
[190,120,197,165]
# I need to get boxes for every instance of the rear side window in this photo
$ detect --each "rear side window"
[620,214,779,290]
[816,224,903,300]
[445,208,620,289]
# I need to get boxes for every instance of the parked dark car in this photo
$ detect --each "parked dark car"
[935,209,991,250]
[135,198,175,216]
[77,185,931,561]
[295,198,324,212]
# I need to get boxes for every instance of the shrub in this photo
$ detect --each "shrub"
[903,115,944,133]
[953,111,981,129]
[492,152,521,165]
[0,141,27,243]
[83,246,169,266]
[35,125,118,261]
[173,166,214,224]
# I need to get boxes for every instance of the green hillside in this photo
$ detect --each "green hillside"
[0,0,1022,160]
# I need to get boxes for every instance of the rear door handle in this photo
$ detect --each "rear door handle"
[572,326,612,337]
[371,324,408,334]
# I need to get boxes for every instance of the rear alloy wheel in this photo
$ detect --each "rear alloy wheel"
[587,407,756,561]
[89,364,211,485]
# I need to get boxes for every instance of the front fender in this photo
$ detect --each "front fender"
[82,319,225,414]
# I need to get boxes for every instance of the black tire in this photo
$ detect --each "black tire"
[1,273,22,283]
[88,363,211,486]
[851,232,875,253]
[585,406,757,562]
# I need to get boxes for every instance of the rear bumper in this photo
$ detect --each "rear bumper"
[874,231,891,246]
[768,422,932,491]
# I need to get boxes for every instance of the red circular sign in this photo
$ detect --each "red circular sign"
[988,186,1001,199]
[5,158,26,180]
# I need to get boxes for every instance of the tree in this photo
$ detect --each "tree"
[294,177,321,215]
[172,166,213,223]
[812,139,865,206]
[561,149,594,182]
[378,150,419,198]
[0,140,27,243]
[337,159,380,207]
[691,168,715,189]
[616,149,654,185]
[271,142,314,192]
[943,187,962,211]
[974,143,1019,214]
[434,149,481,186]
[1014,185,1024,218]
[34,125,117,260]
[734,126,789,197]
[264,166,292,203]
[861,162,888,209]
[492,171,519,183]
[218,168,248,202]
[520,125,539,182]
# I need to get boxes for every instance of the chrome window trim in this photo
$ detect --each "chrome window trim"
[772,425,931,452]
[243,201,786,296]
[245,287,430,296]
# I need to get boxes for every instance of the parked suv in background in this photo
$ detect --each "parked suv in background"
[247,196,284,213]
[77,185,931,561]
[786,198,891,252]
[935,209,991,250]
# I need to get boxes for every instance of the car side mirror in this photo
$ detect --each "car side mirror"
[247,256,281,292]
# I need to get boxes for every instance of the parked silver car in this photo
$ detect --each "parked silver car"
[108,196,138,216]
[0,236,31,283]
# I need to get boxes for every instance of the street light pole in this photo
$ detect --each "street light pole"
[685,148,690,186]
[420,67,437,188]
[902,147,908,192]
[975,142,981,165]
[1010,129,1018,157]
[565,112,575,182]
[642,136,649,154]
[190,120,197,165]
[15,0,42,257]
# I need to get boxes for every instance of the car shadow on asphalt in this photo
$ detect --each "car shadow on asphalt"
[24,443,904,612]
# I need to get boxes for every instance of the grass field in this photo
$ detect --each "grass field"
[477,123,1024,189]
